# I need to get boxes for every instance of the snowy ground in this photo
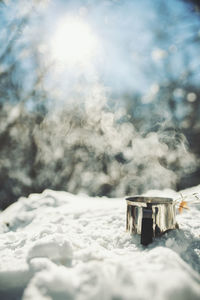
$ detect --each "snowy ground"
[0,186,200,300]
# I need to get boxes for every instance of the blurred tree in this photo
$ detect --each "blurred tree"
[122,0,200,189]
[0,0,199,210]
[184,0,200,10]
[0,1,48,208]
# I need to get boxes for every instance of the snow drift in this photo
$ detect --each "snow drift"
[0,186,200,300]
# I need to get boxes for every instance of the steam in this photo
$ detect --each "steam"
[32,80,196,197]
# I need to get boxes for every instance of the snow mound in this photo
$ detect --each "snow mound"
[0,187,200,300]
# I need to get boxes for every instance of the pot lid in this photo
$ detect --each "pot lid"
[125,196,173,204]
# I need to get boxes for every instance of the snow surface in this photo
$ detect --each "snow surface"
[0,186,200,300]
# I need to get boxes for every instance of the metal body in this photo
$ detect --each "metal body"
[125,196,177,245]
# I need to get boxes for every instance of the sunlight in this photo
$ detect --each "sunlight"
[50,16,99,67]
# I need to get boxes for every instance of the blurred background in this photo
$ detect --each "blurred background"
[0,0,200,209]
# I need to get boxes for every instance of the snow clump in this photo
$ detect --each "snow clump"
[0,187,200,300]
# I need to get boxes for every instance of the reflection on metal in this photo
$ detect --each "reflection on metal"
[125,196,178,245]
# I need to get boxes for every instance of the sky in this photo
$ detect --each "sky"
[0,0,200,100]
[41,0,200,94]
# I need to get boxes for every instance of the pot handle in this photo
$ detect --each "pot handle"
[141,208,153,246]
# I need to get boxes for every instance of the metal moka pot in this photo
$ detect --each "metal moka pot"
[125,196,178,245]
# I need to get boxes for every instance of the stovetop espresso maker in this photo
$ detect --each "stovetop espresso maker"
[125,196,178,245]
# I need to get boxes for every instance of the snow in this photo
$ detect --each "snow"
[0,186,200,300]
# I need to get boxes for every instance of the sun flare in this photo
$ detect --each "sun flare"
[50,16,98,67]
